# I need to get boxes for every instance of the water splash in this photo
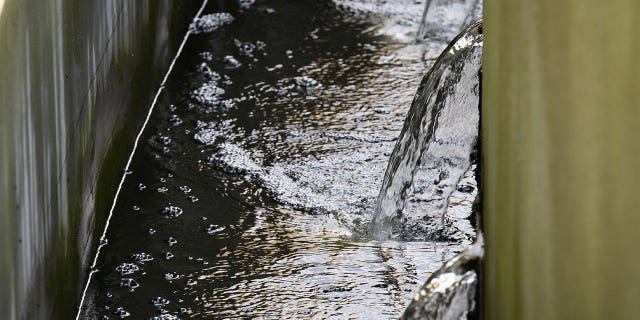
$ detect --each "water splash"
[417,0,481,42]
[371,21,482,239]
[401,235,483,320]
[189,13,234,34]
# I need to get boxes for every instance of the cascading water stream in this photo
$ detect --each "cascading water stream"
[75,1,484,318]
[401,234,483,319]
[371,20,483,240]
[393,21,484,319]
[417,0,481,42]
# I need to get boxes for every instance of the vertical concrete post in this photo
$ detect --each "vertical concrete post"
[483,1,640,319]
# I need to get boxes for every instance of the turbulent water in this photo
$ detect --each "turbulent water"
[373,20,484,320]
[371,20,483,240]
[417,0,481,43]
[78,0,482,319]
[401,234,483,320]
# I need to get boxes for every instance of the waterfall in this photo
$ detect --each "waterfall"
[370,21,482,239]
[417,0,481,42]
[401,234,483,320]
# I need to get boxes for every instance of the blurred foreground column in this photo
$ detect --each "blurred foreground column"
[483,1,640,319]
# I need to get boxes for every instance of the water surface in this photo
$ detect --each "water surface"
[79,1,478,318]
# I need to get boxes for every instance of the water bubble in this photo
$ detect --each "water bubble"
[194,128,220,145]
[158,136,171,145]
[131,252,154,263]
[286,49,294,59]
[168,104,177,112]
[294,76,321,91]
[192,81,226,106]
[162,206,183,217]
[167,237,178,246]
[178,186,191,193]
[132,206,141,212]
[223,55,241,69]
[148,228,156,235]
[165,252,174,260]
[137,183,146,190]
[124,169,133,175]
[106,292,113,298]
[238,0,255,10]
[234,39,265,58]
[168,114,183,126]
[199,52,213,61]
[188,195,199,203]
[157,187,169,193]
[186,279,197,286]
[222,75,233,85]
[120,278,139,292]
[162,147,170,153]
[196,63,221,81]
[152,296,170,308]
[189,13,234,34]
[206,224,225,234]
[160,177,167,183]
[164,273,179,281]
[115,263,140,275]
[113,307,130,318]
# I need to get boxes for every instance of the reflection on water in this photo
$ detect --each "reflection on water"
[78,0,478,318]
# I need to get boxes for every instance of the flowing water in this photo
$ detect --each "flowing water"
[417,0,481,43]
[400,235,482,320]
[371,20,482,240]
[78,0,482,319]
[374,20,483,320]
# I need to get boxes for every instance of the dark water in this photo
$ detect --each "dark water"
[78,1,479,319]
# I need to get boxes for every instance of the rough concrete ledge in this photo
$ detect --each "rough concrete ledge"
[0,1,201,319]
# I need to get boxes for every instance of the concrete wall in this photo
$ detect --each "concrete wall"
[0,1,201,319]
[483,1,640,319]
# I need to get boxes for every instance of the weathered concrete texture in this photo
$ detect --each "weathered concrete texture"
[484,1,640,319]
[0,1,201,319]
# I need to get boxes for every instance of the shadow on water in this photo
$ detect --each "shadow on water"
[79,0,481,319]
